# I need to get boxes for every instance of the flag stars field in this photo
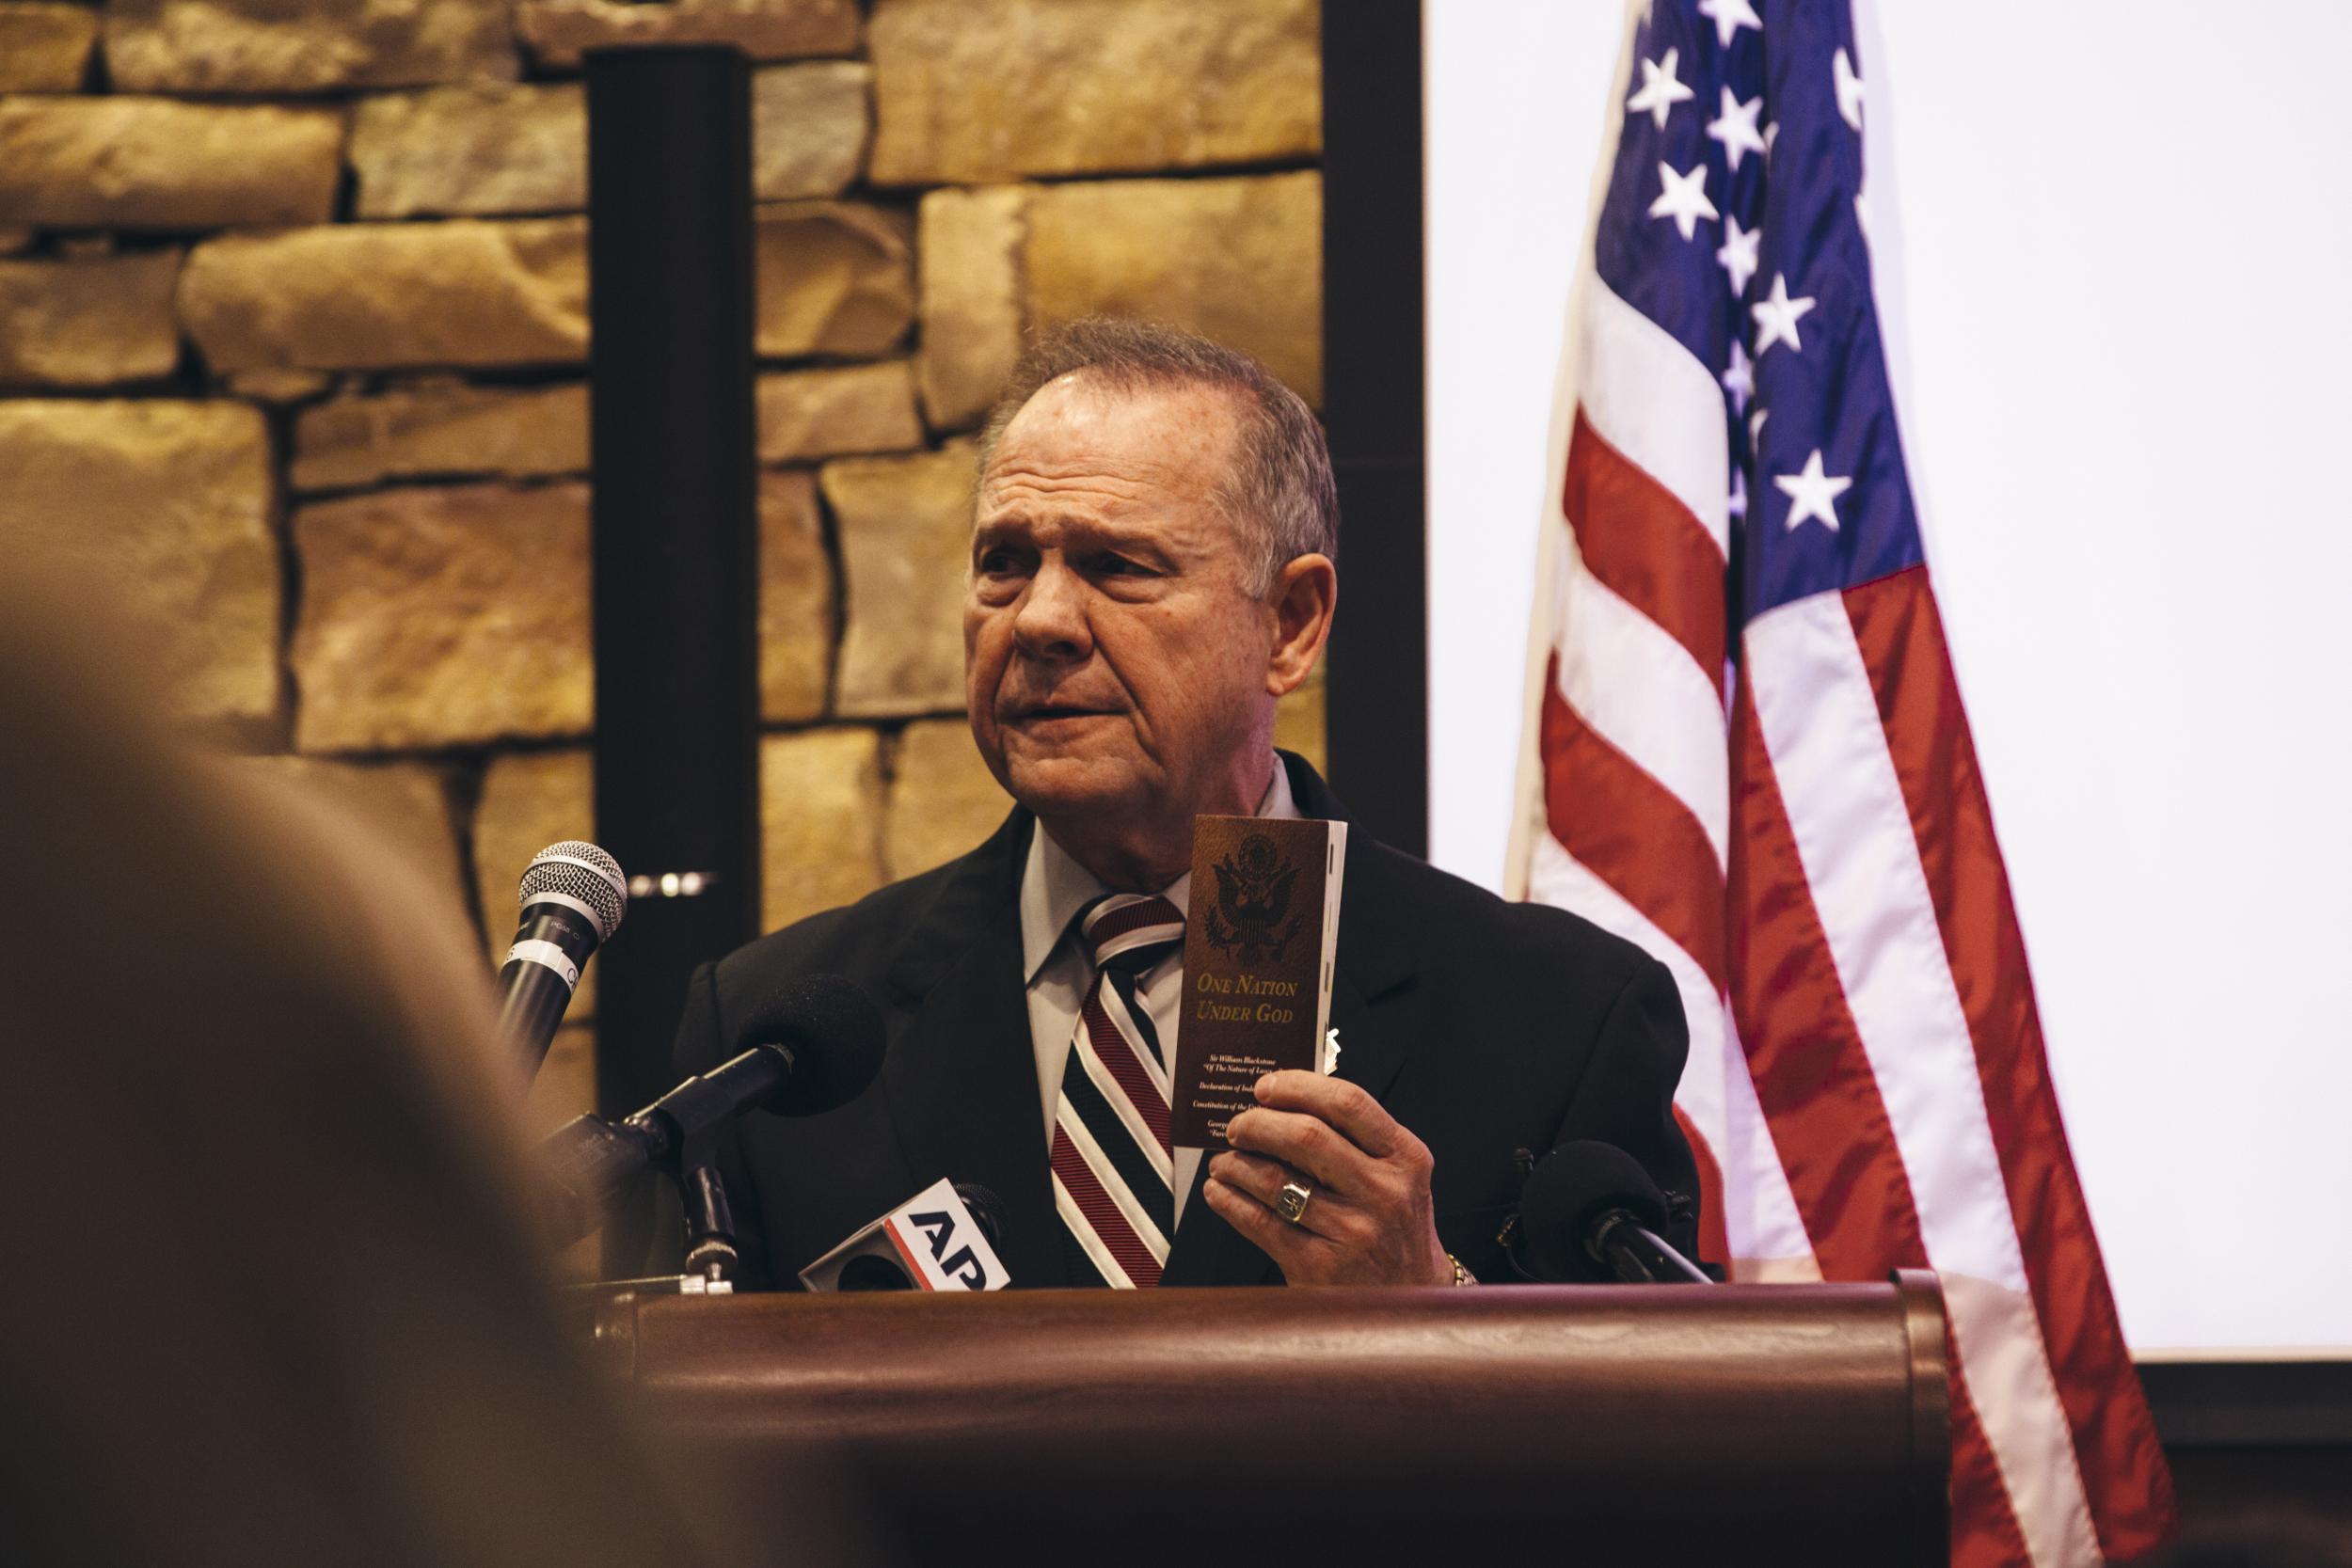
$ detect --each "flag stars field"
[1650,162,1719,241]
[1627,48,1694,131]
[1708,88,1769,171]
[1697,0,1761,50]
[1717,215,1761,295]
[1773,450,1852,532]
[1752,273,1816,356]
[1834,47,1866,131]
[1722,340,1754,415]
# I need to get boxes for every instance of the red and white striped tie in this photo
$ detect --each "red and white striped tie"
[1050,894,1184,1288]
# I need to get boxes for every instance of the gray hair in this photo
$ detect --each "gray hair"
[975,317,1340,596]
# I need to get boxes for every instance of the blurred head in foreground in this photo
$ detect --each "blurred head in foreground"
[0,558,871,1567]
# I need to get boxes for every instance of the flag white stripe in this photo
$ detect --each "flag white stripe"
[1052,1171,1135,1290]
[1524,833,1816,1273]
[1552,562,1730,867]
[1072,1024,1173,1184]
[1580,274,1732,558]
[1058,1096,1171,1261]
[1746,593,2101,1568]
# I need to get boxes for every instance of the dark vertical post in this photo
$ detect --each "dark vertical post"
[586,48,762,1144]
[1320,0,1429,857]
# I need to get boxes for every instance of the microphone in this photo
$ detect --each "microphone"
[498,841,627,1070]
[958,1182,1008,1252]
[1512,1141,1711,1285]
[803,1180,1010,1292]
[836,1184,1007,1291]
[535,974,887,1247]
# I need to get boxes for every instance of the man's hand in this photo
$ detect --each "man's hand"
[1202,1069,1452,1286]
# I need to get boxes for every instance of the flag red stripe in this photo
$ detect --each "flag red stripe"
[1724,663,1930,1279]
[1564,408,1729,682]
[1844,569,2177,1557]
[1673,1105,1729,1271]
[1726,662,2040,1565]
[1540,661,1727,992]
[1052,1127,1162,1285]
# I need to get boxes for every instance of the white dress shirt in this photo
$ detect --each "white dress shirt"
[1018,758,1301,1232]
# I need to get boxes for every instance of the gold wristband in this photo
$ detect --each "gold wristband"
[1446,1252,1477,1287]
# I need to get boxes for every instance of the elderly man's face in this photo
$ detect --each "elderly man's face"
[964,372,1277,831]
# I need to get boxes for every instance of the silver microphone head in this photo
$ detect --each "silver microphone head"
[517,840,628,943]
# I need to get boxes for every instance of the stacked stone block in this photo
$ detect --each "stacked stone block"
[0,0,1325,1120]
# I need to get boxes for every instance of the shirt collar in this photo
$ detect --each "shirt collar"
[1019,755,1300,984]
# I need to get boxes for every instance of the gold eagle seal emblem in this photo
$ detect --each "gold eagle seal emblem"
[1203,832,1303,962]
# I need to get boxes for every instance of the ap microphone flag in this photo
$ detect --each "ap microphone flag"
[801,1179,1010,1292]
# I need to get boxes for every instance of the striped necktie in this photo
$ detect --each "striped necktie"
[1051,894,1184,1289]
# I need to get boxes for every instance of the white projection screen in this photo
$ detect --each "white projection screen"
[1424,0,2352,1357]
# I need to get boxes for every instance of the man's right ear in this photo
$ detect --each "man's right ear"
[1264,553,1337,697]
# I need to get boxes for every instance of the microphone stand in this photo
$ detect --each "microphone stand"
[1588,1209,1712,1285]
[554,1145,740,1305]
[1499,1204,1714,1286]
[679,1159,740,1285]
[555,1161,739,1307]
[541,1070,748,1291]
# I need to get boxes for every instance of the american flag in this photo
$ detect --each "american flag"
[1509,2,2176,1562]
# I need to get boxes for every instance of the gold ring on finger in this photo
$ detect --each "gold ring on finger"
[1276,1179,1313,1226]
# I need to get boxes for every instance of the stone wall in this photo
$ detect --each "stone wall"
[0,0,1324,1127]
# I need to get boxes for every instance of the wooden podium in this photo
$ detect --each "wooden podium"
[587,1273,1951,1565]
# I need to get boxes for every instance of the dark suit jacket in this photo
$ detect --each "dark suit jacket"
[671,752,1699,1289]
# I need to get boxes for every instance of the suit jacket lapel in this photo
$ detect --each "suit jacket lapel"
[1159,1159,1247,1286]
[1163,754,1420,1287]
[1288,750,1417,1107]
[877,810,1073,1289]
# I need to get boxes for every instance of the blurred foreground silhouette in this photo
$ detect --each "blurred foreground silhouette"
[0,555,880,1568]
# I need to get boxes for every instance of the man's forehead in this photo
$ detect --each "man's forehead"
[979,372,1241,509]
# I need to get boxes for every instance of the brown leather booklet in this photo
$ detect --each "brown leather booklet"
[1169,814,1347,1148]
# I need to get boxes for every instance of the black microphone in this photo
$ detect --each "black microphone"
[1512,1141,1711,1285]
[836,1184,1007,1292]
[498,841,627,1070]
[536,974,887,1247]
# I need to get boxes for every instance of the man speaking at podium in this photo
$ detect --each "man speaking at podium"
[670,319,1698,1290]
